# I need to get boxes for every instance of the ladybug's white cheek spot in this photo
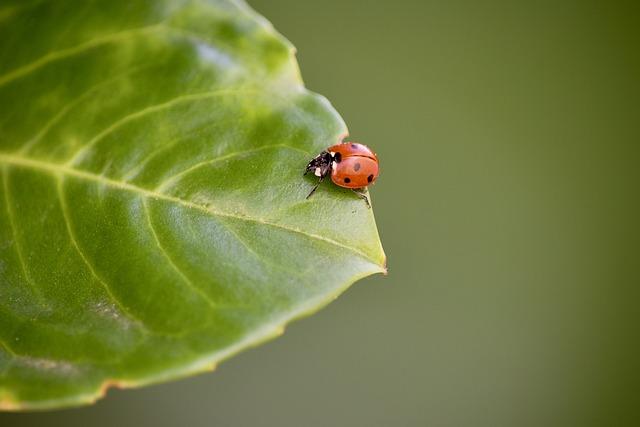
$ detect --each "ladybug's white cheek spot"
[331,161,337,171]
[314,167,322,177]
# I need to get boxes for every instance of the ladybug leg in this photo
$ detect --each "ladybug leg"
[352,189,371,208]
[306,176,324,199]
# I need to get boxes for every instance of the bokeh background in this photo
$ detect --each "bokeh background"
[3,0,639,425]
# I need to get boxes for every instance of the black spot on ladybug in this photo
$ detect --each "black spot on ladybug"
[354,162,361,171]
[367,174,374,183]
[334,152,342,163]
[351,144,358,149]
[344,177,351,184]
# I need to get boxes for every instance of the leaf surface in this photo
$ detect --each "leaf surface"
[0,0,385,410]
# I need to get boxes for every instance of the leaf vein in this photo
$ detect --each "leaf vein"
[1,167,46,304]
[119,121,222,181]
[216,217,306,280]
[55,176,150,332]
[19,63,156,155]
[142,198,220,310]
[0,339,18,358]
[154,144,309,191]
[64,88,252,167]
[0,153,380,266]
[0,25,164,87]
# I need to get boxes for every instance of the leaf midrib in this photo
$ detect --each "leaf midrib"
[0,152,381,266]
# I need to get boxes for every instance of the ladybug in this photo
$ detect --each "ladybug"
[304,142,379,207]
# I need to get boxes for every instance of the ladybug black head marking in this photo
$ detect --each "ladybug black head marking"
[304,151,332,178]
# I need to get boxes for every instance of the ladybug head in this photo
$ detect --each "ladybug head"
[304,151,333,178]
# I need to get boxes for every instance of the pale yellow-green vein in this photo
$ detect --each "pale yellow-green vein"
[141,198,220,310]
[154,144,309,192]
[55,176,150,332]
[0,25,164,87]
[64,88,253,167]
[0,153,381,266]
[0,167,46,304]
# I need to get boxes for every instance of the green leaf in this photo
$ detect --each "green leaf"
[0,0,385,410]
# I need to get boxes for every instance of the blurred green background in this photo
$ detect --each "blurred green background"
[3,0,638,425]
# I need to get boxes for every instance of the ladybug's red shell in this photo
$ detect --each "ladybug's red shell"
[327,143,378,162]
[331,156,378,189]
[328,143,379,189]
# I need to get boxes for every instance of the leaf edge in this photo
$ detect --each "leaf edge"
[0,262,385,412]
